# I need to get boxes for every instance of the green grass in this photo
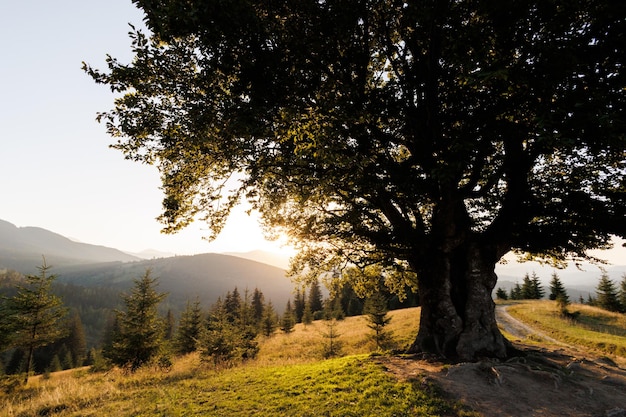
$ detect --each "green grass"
[505,300,626,358]
[1,354,472,417]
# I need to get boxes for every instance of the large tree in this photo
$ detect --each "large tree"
[85,0,625,360]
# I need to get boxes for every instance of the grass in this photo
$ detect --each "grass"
[505,300,626,358]
[2,307,478,417]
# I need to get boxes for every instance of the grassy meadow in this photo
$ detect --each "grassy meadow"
[4,301,626,416]
[504,300,626,358]
[2,308,479,417]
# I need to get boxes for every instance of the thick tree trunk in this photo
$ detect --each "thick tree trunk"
[407,242,508,361]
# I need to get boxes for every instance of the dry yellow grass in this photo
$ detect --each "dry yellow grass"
[256,307,420,365]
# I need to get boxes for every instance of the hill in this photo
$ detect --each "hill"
[54,253,294,311]
[0,219,139,272]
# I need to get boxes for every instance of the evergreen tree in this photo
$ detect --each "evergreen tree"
[64,312,87,368]
[280,300,296,334]
[596,272,621,313]
[164,309,176,341]
[224,287,242,323]
[261,301,278,337]
[308,279,324,317]
[0,261,68,383]
[321,319,342,359]
[106,269,167,371]
[548,272,569,303]
[510,283,522,300]
[175,298,203,355]
[495,288,508,300]
[302,302,313,327]
[530,272,545,299]
[520,274,533,299]
[293,288,305,323]
[251,288,265,326]
[619,274,626,313]
[363,292,393,350]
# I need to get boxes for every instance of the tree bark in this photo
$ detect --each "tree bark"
[408,242,508,361]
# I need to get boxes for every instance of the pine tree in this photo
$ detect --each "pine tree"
[280,300,296,334]
[548,272,569,303]
[224,287,242,323]
[164,309,176,342]
[293,288,305,323]
[64,312,87,368]
[619,274,626,313]
[175,298,203,355]
[530,272,545,299]
[308,279,324,317]
[495,288,508,300]
[261,301,278,337]
[0,261,68,383]
[520,274,533,299]
[510,283,522,300]
[251,288,265,327]
[302,302,313,327]
[596,272,621,313]
[106,269,167,371]
[364,292,393,350]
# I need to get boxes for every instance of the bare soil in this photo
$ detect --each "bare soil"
[376,308,626,417]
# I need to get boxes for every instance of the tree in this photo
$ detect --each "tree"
[595,272,621,313]
[251,288,265,327]
[106,269,167,371]
[530,272,545,300]
[280,300,296,334]
[364,292,393,350]
[307,279,324,318]
[293,288,306,323]
[0,261,67,383]
[261,301,278,337]
[86,1,626,360]
[509,283,522,301]
[548,272,569,303]
[495,288,508,300]
[619,274,626,313]
[175,298,203,355]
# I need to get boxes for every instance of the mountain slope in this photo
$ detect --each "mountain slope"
[55,253,294,310]
[0,219,139,272]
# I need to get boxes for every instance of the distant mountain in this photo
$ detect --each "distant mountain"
[0,219,139,272]
[55,253,294,311]
[224,250,292,270]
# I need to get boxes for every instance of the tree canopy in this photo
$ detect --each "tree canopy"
[86,0,625,360]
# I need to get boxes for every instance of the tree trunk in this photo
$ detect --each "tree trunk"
[408,242,508,361]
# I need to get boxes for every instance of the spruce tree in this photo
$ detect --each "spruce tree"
[364,292,393,350]
[530,272,545,299]
[175,298,203,355]
[261,301,278,337]
[302,302,313,327]
[0,261,68,383]
[548,272,569,303]
[64,312,87,368]
[280,300,296,334]
[509,283,522,300]
[308,279,324,317]
[293,288,305,323]
[619,274,626,313]
[495,287,508,300]
[107,269,167,371]
[596,272,621,313]
[251,288,265,327]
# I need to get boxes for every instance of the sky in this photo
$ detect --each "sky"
[0,0,291,256]
[0,1,624,268]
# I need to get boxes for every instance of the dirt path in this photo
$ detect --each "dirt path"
[495,305,563,345]
[376,309,626,417]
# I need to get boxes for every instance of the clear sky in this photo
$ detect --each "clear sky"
[0,1,623,266]
[0,0,290,255]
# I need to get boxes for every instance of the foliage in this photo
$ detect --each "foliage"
[595,272,622,313]
[619,274,626,313]
[175,298,203,355]
[105,269,168,371]
[85,0,626,359]
[364,292,394,350]
[261,301,278,337]
[548,272,569,302]
[321,319,342,358]
[0,261,68,383]
[280,300,296,334]
[495,287,508,300]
